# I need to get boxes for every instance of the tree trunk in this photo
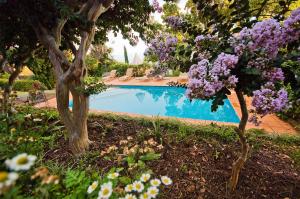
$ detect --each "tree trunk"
[2,65,22,114]
[55,77,90,154]
[229,90,250,192]
[30,0,115,154]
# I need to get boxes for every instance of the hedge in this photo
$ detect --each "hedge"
[106,62,152,77]
[0,79,45,92]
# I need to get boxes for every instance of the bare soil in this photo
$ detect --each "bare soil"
[44,116,300,199]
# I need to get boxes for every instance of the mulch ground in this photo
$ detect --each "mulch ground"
[44,117,300,199]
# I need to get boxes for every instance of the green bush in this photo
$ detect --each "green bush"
[107,62,151,77]
[0,79,45,92]
[88,61,152,77]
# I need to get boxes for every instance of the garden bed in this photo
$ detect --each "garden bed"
[42,112,300,199]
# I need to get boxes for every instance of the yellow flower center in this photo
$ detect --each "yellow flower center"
[0,171,8,182]
[152,181,158,186]
[16,156,28,165]
[150,190,157,195]
[102,188,110,196]
[142,193,149,198]
[91,182,97,189]
[136,184,141,189]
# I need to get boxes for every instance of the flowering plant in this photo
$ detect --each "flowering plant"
[151,1,300,191]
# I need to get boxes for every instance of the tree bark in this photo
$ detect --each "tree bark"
[229,90,250,192]
[29,0,114,154]
[2,65,22,114]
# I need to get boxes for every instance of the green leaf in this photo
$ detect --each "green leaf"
[139,153,161,161]
[63,169,86,189]
[119,176,132,185]
[125,155,136,164]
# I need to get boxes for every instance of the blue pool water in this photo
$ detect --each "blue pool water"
[71,85,240,123]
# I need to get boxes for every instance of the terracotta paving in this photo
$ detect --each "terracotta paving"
[35,77,298,136]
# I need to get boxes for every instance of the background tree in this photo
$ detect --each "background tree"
[0,0,153,153]
[124,46,129,64]
[26,48,56,89]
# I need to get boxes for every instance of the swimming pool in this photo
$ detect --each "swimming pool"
[74,85,240,123]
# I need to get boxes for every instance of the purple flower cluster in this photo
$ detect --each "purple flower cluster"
[186,53,239,99]
[152,0,162,13]
[262,68,285,83]
[145,34,178,63]
[165,16,184,29]
[250,84,288,125]
[233,19,285,58]
[184,9,300,125]
[195,34,217,44]
[283,8,300,43]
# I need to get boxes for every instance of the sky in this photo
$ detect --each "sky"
[105,0,187,63]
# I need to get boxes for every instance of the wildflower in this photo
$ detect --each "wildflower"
[31,167,49,180]
[129,145,139,155]
[41,175,60,185]
[98,182,113,199]
[147,186,159,198]
[107,145,118,153]
[10,128,16,134]
[108,172,119,179]
[125,193,137,199]
[132,181,144,193]
[150,179,161,187]
[87,181,98,194]
[119,140,128,145]
[125,184,134,192]
[139,192,150,199]
[33,118,43,122]
[0,171,18,193]
[161,176,172,186]
[5,153,37,171]
[140,173,151,182]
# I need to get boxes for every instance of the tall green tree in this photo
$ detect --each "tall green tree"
[124,45,129,64]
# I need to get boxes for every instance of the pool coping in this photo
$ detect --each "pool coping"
[35,81,298,135]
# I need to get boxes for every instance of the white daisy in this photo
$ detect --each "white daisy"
[150,179,161,187]
[87,181,98,194]
[0,171,18,191]
[125,184,134,192]
[98,181,113,199]
[125,193,137,199]
[140,173,151,182]
[161,176,172,186]
[108,172,119,179]
[147,186,159,198]
[132,181,144,193]
[5,153,37,171]
[139,192,150,199]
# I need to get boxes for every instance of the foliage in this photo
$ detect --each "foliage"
[26,48,55,90]
[75,77,107,96]
[124,46,129,64]
[0,79,45,92]
[148,1,300,124]
[88,44,112,77]
[105,62,152,77]
[85,55,100,76]
[280,60,300,120]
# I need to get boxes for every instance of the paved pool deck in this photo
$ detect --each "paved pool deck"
[36,77,298,136]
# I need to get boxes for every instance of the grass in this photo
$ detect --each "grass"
[0,106,299,198]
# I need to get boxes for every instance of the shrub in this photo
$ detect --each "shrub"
[0,79,45,92]
[89,61,152,77]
